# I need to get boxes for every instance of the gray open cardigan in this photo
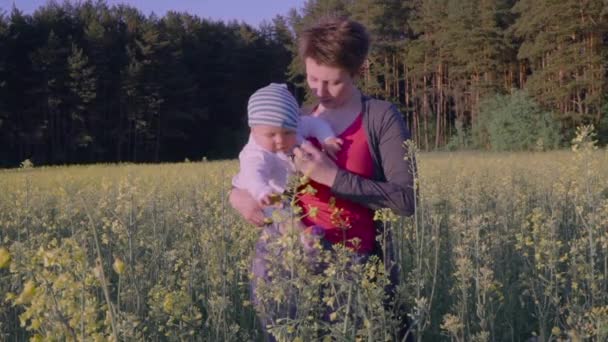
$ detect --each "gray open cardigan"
[325,96,415,338]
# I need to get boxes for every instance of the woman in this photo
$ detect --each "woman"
[230,17,416,340]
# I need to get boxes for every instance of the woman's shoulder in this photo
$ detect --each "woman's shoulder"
[362,95,397,118]
[361,95,410,143]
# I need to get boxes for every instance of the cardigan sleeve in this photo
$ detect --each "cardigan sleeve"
[330,104,416,216]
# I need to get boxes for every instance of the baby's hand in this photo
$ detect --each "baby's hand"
[259,193,282,207]
[322,137,343,159]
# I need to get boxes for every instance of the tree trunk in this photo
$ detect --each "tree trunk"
[423,72,430,151]
[519,62,526,88]
[384,53,390,98]
[393,53,398,100]
[435,62,443,149]
[404,61,410,131]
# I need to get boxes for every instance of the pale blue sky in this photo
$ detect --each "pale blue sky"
[0,0,306,27]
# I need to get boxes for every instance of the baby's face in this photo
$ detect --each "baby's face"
[251,125,297,153]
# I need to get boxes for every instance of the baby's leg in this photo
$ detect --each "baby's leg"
[275,216,305,235]
[263,206,304,235]
[274,219,326,260]
[264,205,329,262]
[299,226,331,275]
[300,225,325,251]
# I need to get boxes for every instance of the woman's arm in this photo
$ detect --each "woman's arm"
[294,105,415,216]
[334,104,415,215]
[229,187,266,227]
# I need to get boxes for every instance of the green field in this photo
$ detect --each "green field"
[1,140,607,341]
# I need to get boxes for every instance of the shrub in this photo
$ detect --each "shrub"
[473,90,561,151]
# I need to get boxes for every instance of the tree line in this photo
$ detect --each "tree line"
[0,1,293,166]
[0,0,607,166]
[289,0,607,150]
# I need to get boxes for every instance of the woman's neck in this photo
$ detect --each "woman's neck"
[314,87,363,135]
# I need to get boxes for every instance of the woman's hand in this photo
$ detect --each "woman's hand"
[229,187,266,227]
[293,141,339,187]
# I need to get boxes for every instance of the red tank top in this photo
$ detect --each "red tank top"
[299,113,375,253]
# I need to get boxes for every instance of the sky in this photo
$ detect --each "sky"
[0,0,306,27]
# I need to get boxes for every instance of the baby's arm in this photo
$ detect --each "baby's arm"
[232,152,277,206]
[299,116,343,157]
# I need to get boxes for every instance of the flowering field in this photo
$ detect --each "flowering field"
[1,128,607,341]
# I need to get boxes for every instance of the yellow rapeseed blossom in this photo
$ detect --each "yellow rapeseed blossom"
[30,334,44,342]
[15,280,36,305]
[551,326,561,336]
[0,247,10,268]
[307,205,319,218]
[113,257,126,275]
[268,193,282,205]
[163,293,174,313]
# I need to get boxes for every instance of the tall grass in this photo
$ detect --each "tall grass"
[0,128,607,341]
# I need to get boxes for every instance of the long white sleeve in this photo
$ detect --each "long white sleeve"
[232,137,293,203]
[298,115,336,142]
[233,150,275,202]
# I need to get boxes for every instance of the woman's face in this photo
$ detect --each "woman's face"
[305,57,356,110]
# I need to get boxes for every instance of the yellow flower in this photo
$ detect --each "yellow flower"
[163,293,174,313]
[93,264,103,280]
[16,280,36,305]
[113,258,126,275]
[0,248,10,269]
[268,193,282,205]
[308,206,319,218]
[30,334,44,342]
[30,318,41,330]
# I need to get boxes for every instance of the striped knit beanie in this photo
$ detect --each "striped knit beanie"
[247,83,299,130]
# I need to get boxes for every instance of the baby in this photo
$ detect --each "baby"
[232,83,339,249]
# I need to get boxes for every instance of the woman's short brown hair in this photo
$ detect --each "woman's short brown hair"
[298,17,370,76]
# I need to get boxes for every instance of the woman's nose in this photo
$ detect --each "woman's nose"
[316,83,328,97]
